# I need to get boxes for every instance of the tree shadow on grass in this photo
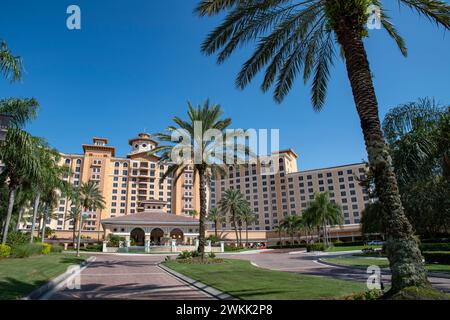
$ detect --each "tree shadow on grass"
[0,277,47,300]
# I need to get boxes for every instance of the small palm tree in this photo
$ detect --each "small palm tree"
[219,189,248,246]
[280,215,302,246]
[66,205,82,246]
[303,192,343,247]
[75,181,105,257]
[151,100,247,257]
[0,40,22,82]
[208,207,226,238]
[238,204,256,247]
[274,225,284,248]
[195,0,449,293]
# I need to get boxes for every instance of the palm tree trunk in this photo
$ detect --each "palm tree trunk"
[30,193,40,243]
[238,223,242,247]
[197,166,207,258]
[245,222,249,248]
[214,220,218,238]
[41,205,48,242]
[76,214,82,257]
[73,218,77,247]
[231,211,239,247]
[336,24,429,292]
[2,186,17,244]
[15,206,24,232]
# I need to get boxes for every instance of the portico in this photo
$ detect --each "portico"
[101,199,201,252]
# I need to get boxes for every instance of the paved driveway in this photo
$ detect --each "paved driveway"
[220,250,450,293]
[48,254,212,300]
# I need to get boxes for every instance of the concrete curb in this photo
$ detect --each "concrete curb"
[317,258,450,280]
[23,256,96,300]
[158,263,236,300]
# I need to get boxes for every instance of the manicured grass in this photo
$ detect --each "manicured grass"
[323,256,450,274]
[164,259,367,300]
[0,253,86,300]
[325,245,381,252]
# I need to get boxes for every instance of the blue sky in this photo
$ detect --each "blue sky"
[0,0,449,170]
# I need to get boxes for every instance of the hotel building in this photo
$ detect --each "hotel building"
[36,134,370,243]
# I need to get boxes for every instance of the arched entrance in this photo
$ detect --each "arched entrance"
[150,228,164,245]
[130,228,145,246]
[170,228,184,244]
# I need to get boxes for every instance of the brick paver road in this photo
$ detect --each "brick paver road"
[48,254,213,300]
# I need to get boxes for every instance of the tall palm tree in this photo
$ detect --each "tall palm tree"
[0,130,41,244]
[302,192,343,246]
[0,98,39,242]
[237,204,256,247]
[195,0,449,292]
[208,207,226,238]
[219,188,248,246]
[280,215,301,246]
[27,145,67,243]
[150,100,247,257]
[75,181,105,257]
[0,40,22,82]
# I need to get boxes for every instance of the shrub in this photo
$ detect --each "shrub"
[207,235,221,244]
[6,232,30,247]
[42,243,52,255]
[108,235,125,247]
[80,244,102,252]
[423,251,450,264]
[208,252,216,259]
[306,243,327,252]
[177,250,192,260]
[224,245,244,252]
[11,243,44,258]
[0,244,11,258]
[342,290,383,300]
[191,250,201,258]
[51,244,63,253]
[419,243,450,252]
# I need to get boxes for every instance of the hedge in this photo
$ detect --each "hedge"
[419,243,450,252]
[333,241,365,247]
[422,251,450,264]
[306,243,327,252]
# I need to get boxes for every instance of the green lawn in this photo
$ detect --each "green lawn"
[323,256,450,274]
[325,245,381,252]
[0,253,87,300]
[164,259,367,300]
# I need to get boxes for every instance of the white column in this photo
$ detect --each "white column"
[145,240,150,253]
[102,241,108,253]
[194,239,199,250]
[171,239,177,252]
[220,241,225,253]
[206,240,212,253]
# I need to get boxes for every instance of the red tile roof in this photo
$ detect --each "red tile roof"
[101,212,199,225]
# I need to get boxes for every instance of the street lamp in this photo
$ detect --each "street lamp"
[0,113,12,141]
